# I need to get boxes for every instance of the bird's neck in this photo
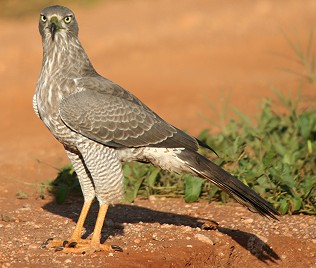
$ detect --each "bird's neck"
[42,36,97,78]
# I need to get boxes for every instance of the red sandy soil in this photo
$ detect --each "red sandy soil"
[0,1,315,267]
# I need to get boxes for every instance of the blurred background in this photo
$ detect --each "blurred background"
[0,0,315,190]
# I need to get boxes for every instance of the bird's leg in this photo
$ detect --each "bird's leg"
[69,199,93,243]
[41,200,93,249]
[89,203,110,251]
[43,146,124,254]
[57,203,122,254]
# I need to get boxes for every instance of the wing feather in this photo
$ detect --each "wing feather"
[60,77,199,150]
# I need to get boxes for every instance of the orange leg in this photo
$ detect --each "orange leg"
[69,200,93,243]
[41,202,122,254]
[42,200,92,249]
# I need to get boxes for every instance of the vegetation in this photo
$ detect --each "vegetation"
[281,30,316,85]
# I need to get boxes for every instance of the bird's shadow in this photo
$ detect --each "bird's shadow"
[42,198,280,263]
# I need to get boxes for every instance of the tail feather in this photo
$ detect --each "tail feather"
[179,150,279,220]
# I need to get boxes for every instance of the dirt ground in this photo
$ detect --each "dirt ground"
[0,0,315,267]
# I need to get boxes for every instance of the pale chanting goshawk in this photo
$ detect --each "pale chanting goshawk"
[34,5,279,253]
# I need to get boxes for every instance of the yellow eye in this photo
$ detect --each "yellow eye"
[40,15,47,23]
[64,16,72,24]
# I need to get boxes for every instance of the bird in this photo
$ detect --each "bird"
[34,5,279,254]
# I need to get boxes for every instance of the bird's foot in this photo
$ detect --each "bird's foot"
[40,238,123,254]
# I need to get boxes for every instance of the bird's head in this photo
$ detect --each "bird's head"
[39,5,78,42]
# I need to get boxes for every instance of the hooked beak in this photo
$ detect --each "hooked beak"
[49,17,61,41]
[50,23,57,41]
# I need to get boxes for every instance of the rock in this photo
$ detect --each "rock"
[243,218,254,224]
[148,195,157,201]
[134,239,141,244]
[181,226,192,232]
[194,234,214,245]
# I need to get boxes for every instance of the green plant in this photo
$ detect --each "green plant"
[16,191,28,199]
[47,164,81,204]
[200,91,316,215]
[280,30,316,84]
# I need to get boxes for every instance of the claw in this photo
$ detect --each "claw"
[40,237,122,254]
[45,237,54,244]
[39,237,54,249]
[39,243,47,249]
[69,242,77,248]
[111,245,123,252]
[55,246,64,252]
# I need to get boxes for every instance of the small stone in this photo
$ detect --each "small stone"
[194,234,214,245]
[148,196,156,201]
[134,239,141,244]
[243,218,254,224]
[186,245,193,248]
[181,226,192,232]
[1,214,15,222]
[65,259,72,263]
[215,232,223,237]
[201,220,219,230]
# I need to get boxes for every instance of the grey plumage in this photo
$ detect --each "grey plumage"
[34,5,279,253]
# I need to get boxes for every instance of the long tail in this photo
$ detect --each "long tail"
[178,150,279,220]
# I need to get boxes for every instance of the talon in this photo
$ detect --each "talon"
[63,240,69,247]
[55,246,64,252]
[68,242,77,248]
[111,245,123,252]
[40,237,54,249]
[39,242,47,249]
[45,238,54,244]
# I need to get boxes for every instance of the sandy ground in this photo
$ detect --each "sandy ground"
[0,1,315,267]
